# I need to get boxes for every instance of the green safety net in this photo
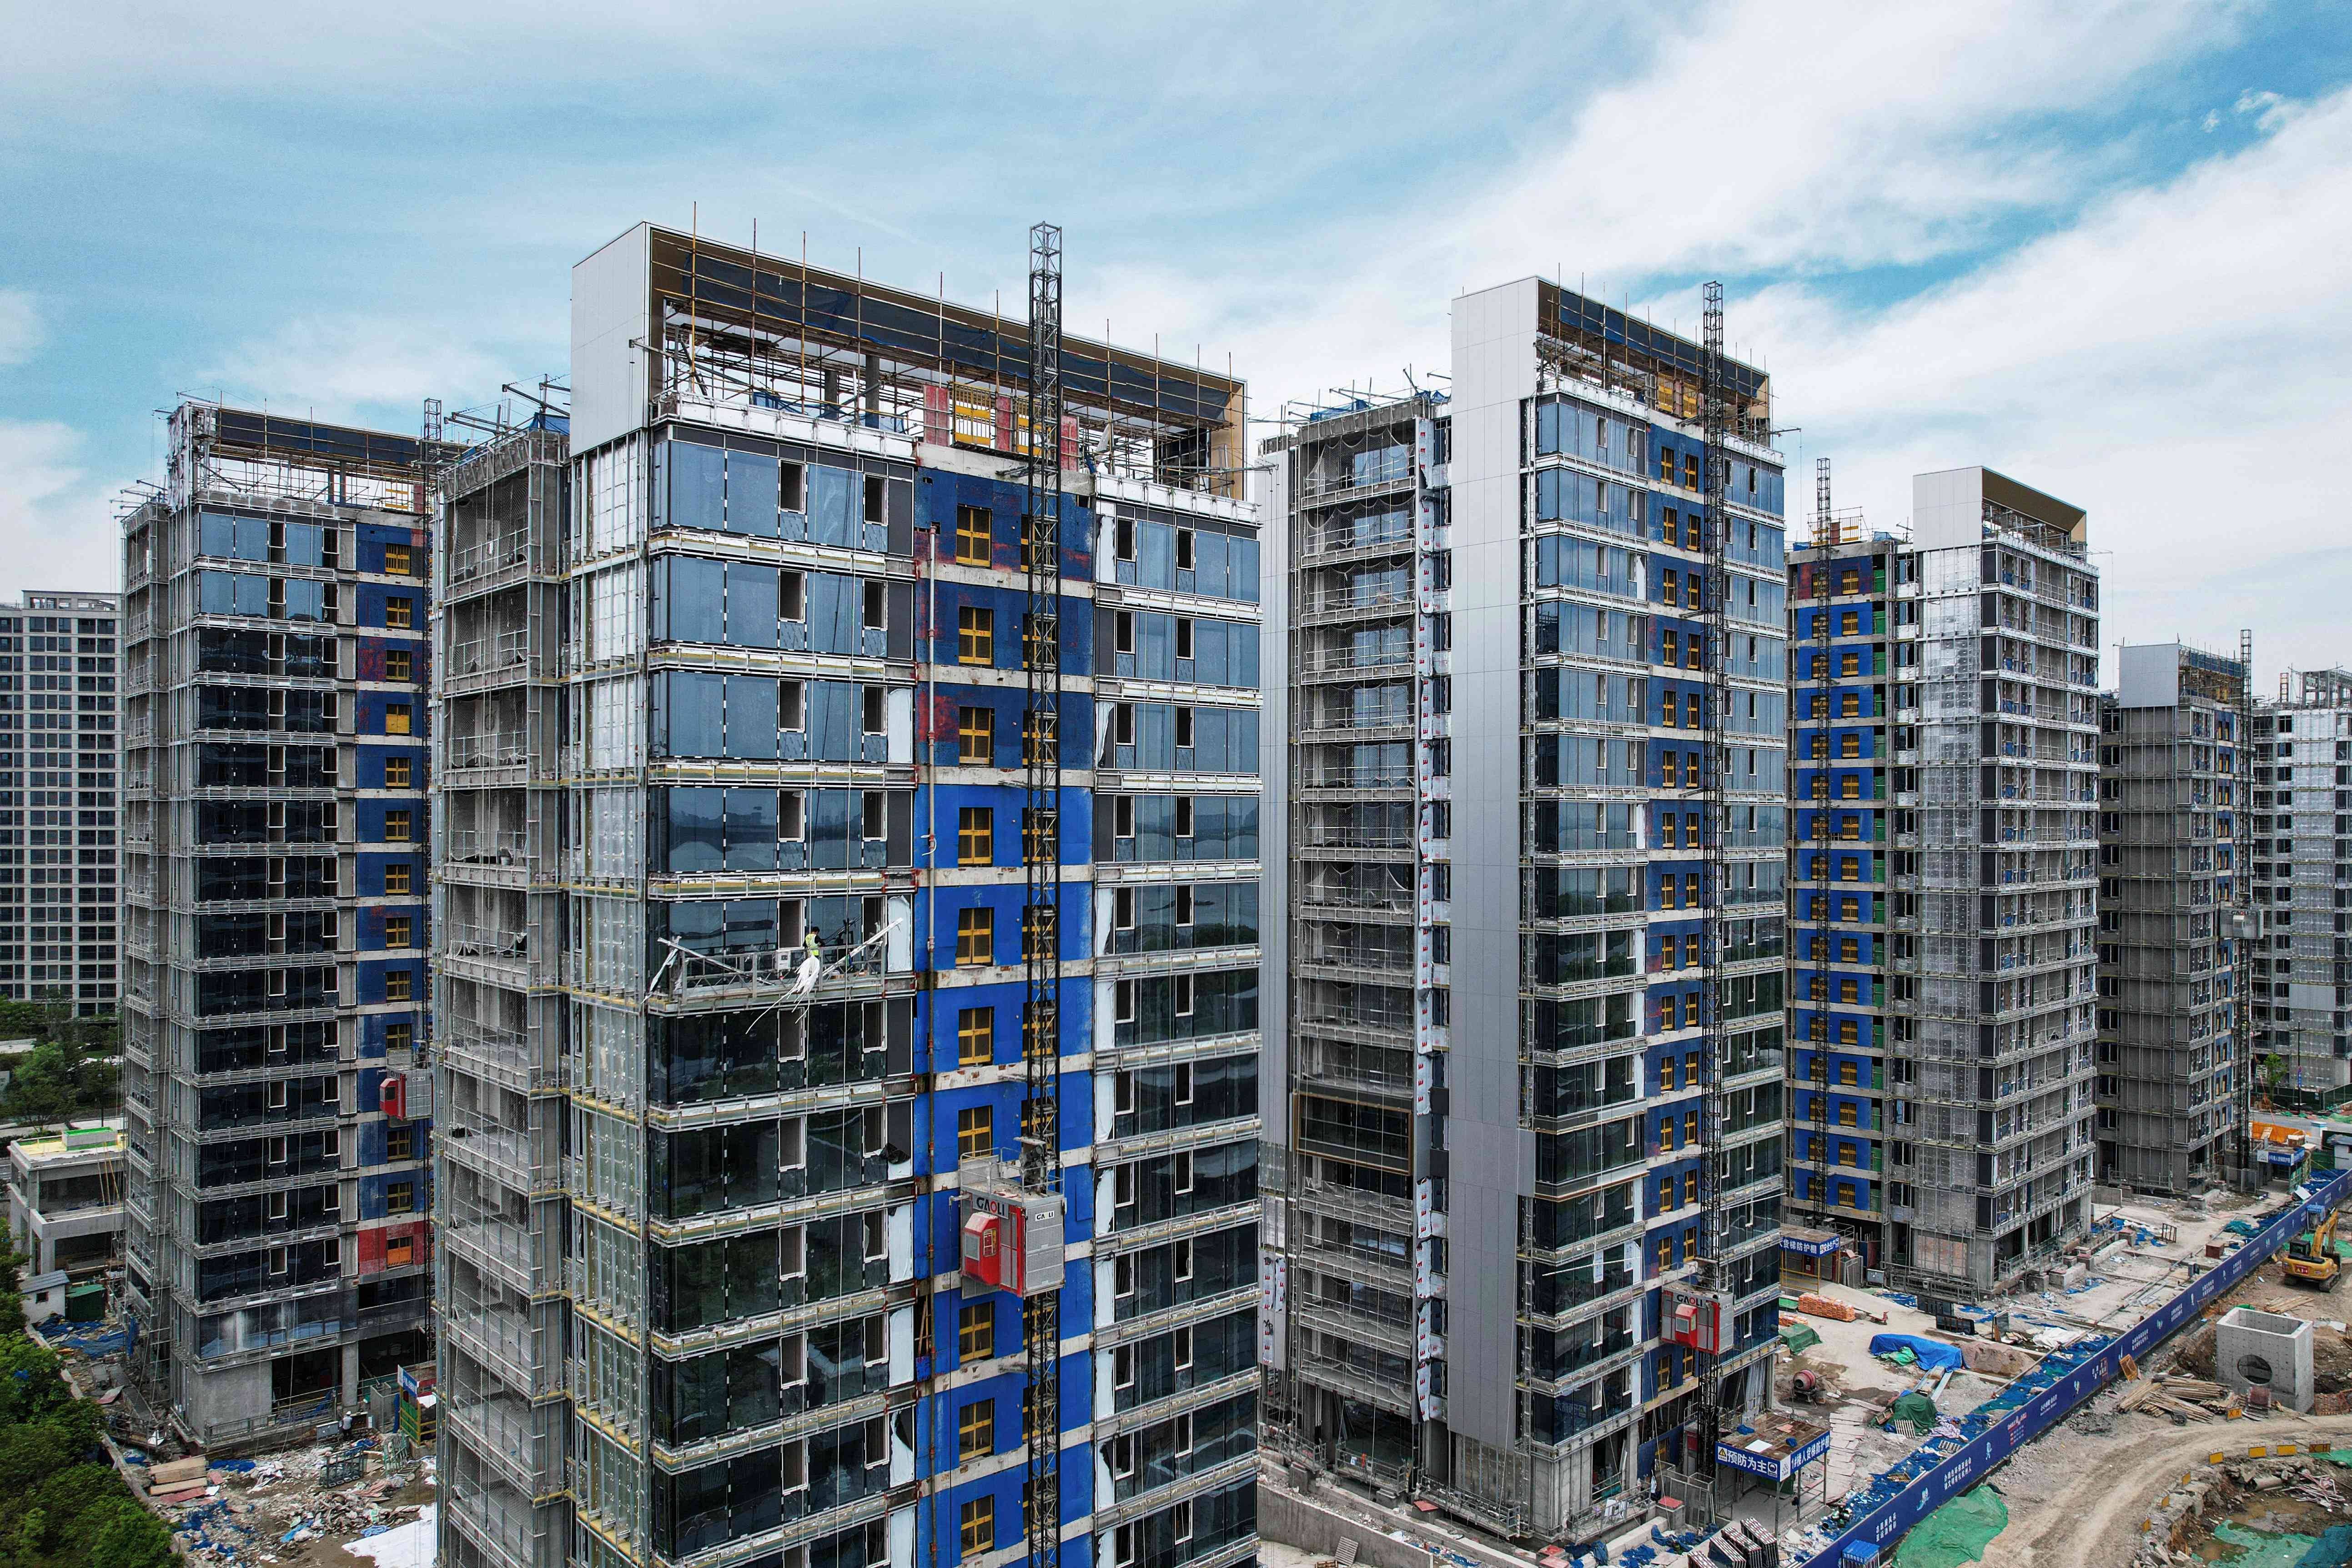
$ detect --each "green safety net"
[1890,1485,2007,1567]
[1890,1392,1940,1433]
[2208,1520,2352,1568]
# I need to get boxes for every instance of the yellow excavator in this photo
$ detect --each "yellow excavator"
[2284,1209,2342,1289]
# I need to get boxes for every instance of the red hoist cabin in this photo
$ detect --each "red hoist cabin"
[1665,1287,1728,1356]
[960,1182,1065,1298]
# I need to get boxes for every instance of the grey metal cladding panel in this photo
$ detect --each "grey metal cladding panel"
[571,223,654,455]
[2117,642,2185,709]
[1440,278,1540,1449]
[1260,449,1294,1149]
[1913,467,1985,552]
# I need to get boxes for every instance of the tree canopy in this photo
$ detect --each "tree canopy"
[0,1258,171,1568]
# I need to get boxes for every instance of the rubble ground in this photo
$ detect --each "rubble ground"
[1769,1190,2333,1562]
[149,1442,437,1568]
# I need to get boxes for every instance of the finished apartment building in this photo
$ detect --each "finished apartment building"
[2093,643,2246,1195]
[120,403,443,1444]
[1264,281,1788,1540]
[1784,468,2101,1293]
[432,223,1261,1568]
[0,589,121,1011]
[2251,668,2352,1105]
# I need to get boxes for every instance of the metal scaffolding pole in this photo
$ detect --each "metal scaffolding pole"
[1692,279,1735,1476]
[1020,219,1067,1568]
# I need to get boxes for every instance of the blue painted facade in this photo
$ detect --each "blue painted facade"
[1784,543,1902,1273]
[537,412,1259,1568]
[904,457,1265,1568]
[119,432,437,1442]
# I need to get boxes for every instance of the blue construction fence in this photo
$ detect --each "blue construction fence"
[1802,1169,2352,1567]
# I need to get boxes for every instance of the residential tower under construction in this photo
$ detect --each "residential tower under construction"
[1783,468,2102,1293]
[432,223,1262,1568]
[120,403,447,1444]
[1261,279,1788,1541]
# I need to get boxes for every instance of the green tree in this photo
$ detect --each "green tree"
[0,1335,77,1427]
[85,1504,172,1568]
[0,1247,174,1568]
[0,1422,80,1499]
[0,1036,119,1124]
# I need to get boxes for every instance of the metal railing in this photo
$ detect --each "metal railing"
[449,628,533,679]
[446,922,530,961]
[448,829,531,866]
[1299,584,1414,616]
[447,731,532,770]
[1296,643,1413,676]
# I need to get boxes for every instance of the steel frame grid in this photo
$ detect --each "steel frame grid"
[1803,460,1839,1231]
[1690,280,1735,1475]
[1019,219,1066,1568]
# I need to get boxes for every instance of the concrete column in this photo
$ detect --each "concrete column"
[342,1339,361,1406]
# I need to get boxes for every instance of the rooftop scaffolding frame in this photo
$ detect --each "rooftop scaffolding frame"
[636,226,1245,497]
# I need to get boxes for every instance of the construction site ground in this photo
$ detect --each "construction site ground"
[1255,1191,2349,1567]
[1978,1410,2352,1567]
[133,1440,437,1568]
[40,1327,437,1568]
[1769,1190,2352,1564]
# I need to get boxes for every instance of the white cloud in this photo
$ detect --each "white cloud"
[0,291,42,368]
[1448,0,2223,282]
[2,0,2332,678]
[1127,0,2343,674]
[0,420,121,591]
[205,314,519,431]
[2236,88,2289,128]
[1150,0,2254,440]
[1748,85,2352,675]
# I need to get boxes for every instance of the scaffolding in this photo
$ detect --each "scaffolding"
[2250,665,2352,1105]
[432,416,570,1568]
[1263,389,1445,1509]
[1017,221,1066,1568]
[2095,640,2247,1196]
[121,401,449,1446]
[638,226,1244,499]
[1689,280,1736,1475]
[1898,478,2101,1290]
[1802,460,1837,1242]
[2234,627,2257,1179]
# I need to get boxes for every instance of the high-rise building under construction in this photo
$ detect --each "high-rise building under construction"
[120,403,445,1444]
[1783,468,2102,1293]
[1261,280,1788,1537]
[2251,668,2352,1106]
[2093,641,2248,1196]
[432,223,1262,1568]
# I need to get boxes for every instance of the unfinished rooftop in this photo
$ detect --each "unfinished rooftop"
[571,221,1247,496]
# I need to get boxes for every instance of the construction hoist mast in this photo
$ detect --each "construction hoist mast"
[2232,626,2257,1185]
[1807,459,1835,1232]
[1692,280,1736,1476]
[1019,220,1066,1568]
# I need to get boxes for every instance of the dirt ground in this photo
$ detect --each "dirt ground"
[273,1473,437,1568]
[1977,1409,2352,1567]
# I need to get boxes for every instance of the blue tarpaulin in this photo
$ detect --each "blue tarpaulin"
[1870,1334,1965,1372]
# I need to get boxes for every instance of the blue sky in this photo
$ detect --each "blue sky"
[4,0,2349,677]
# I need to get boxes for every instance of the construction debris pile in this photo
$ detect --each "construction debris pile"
[129,1440,435,1567]
[2114,1373,2239,1422]
[2129,1450,2351,1568]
